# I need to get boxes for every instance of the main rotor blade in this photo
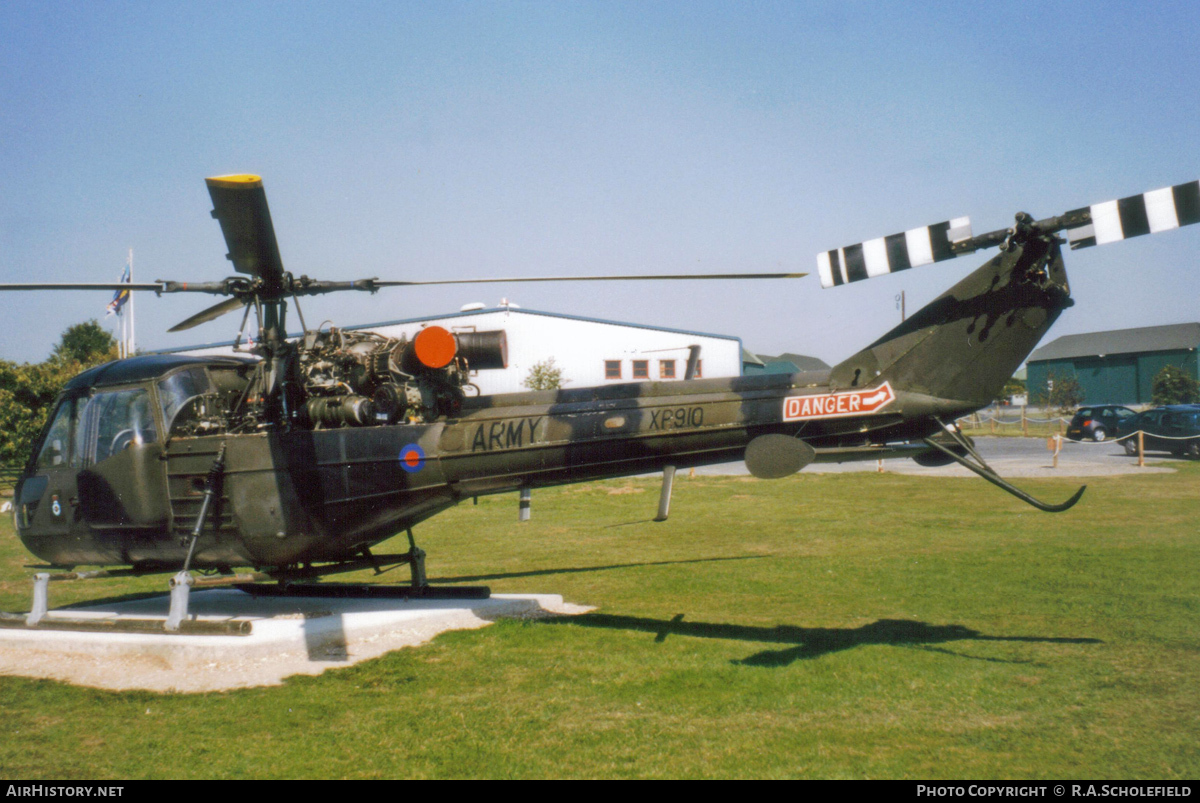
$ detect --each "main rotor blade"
[206,174,286,289]
[369,272,807,287]
[168,297,248,332]
[0,282,165,291]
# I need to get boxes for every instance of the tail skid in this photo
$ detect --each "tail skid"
[922,423,1086,513]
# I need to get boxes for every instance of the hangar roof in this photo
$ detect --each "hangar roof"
[349,306,741,342]
[1028,322,1200,362]
[757,352,831,371]
[155,305,741,354]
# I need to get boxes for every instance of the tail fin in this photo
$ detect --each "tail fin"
[829,231,1071,408]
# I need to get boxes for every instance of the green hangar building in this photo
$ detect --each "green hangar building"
[1026,323,1200,405]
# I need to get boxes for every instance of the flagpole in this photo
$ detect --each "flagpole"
[118,291,126,359]
[106,254,133,355]
[120,263,127,358]
[128,248,135,357]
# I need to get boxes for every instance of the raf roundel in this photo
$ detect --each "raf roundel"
[399,444,425,473]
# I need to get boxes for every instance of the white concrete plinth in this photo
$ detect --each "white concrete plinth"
[0,590,592,693]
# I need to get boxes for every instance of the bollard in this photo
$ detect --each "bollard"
[1046,434,1061,469]
[654,465,676,522]
[165,571,194,632]
[26,573,49,626]
[518,487,531,521]
[1138,431,1145,468]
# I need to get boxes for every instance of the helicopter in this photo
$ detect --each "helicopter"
[5,174,1198,629]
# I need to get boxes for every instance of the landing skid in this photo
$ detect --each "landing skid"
[12,529,488,634]
[236,583,490,599]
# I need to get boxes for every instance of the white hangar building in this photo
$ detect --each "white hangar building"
[166,302,747,396]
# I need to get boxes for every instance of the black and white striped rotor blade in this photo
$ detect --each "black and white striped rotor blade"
[1065,180,1200,250]
[817,217,972,289]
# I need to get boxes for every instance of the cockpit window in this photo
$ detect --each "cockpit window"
[36,397,85,469]
[91,388,158,462]
[157,368,212,433]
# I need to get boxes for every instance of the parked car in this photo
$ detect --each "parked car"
[1115,405,1200,458]
[1065,405,1136,442]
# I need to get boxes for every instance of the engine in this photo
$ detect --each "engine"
[294,325,507,428]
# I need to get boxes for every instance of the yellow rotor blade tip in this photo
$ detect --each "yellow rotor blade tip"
[205,174,263,188]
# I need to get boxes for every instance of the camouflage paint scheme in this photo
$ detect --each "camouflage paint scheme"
[15,228,1071,571]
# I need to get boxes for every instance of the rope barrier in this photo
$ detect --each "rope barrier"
[968,413,1071,425]
[962,425,1200,443]
[953,416,1200,447]
[1090,429,1200,443]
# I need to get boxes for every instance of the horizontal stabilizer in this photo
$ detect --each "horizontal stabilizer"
[744,433,816,479]
[1065,180,1200,249]
[817,217,971,288]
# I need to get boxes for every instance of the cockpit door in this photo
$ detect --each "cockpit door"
[18,394,90,537]
[75,385,167,528]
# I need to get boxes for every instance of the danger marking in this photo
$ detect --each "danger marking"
[783,382,896,421]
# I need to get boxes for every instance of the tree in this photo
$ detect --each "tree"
[0,321,119,465]
[1035,371,1085,414]
[1001,376,1026,402]
[51,320,118,365]
[522,358,569,391]
[1151,365,1200,406]
[0,359,78,464]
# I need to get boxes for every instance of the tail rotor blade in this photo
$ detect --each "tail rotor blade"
[819,179,1200,289]
[1065,180,1200,249]
[817,217,971,288]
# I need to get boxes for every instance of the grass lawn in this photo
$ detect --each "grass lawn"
[0,462,1196,779]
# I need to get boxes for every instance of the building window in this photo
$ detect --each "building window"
[691,360,703,379]
[632,360,649,379]
[659,360,676,379]
[605,360,622,380]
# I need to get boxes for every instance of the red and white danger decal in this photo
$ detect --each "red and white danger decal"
[782,382,896,421]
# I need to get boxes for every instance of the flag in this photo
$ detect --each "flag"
[106,262,131,316]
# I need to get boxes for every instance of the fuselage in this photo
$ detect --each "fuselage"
[14,362,961,570]
[14,230,1074,571]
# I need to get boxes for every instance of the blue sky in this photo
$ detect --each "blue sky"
[1,1,1197,365]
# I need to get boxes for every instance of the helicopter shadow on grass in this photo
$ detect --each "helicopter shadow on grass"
[540,613,1102,667]
[433,554,768,584]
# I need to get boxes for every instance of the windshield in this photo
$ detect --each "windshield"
[157,368,212,433]
[35,396,89,469]
[91,388,158,463]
